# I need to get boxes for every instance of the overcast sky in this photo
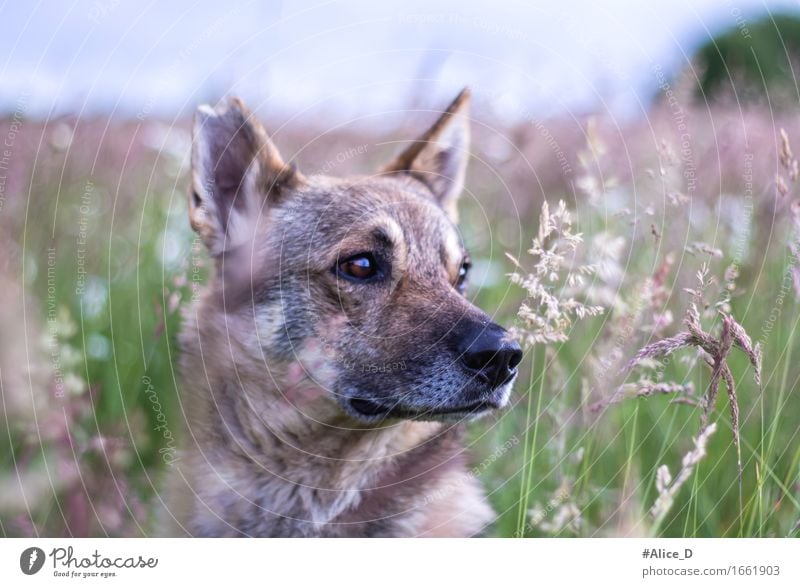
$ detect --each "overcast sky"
[0,0,796,121]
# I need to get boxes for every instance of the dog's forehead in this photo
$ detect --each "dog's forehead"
[302,175,463,260]
[349,177,462,260]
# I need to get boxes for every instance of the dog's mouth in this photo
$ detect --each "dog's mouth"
[348,396,504,421]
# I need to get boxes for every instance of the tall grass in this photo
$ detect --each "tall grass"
[469,111,800,538]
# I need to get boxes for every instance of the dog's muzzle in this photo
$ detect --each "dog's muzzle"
[347,320,522,421]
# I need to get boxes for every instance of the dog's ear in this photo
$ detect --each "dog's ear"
[382,88,471,221]
[190,97,303,255]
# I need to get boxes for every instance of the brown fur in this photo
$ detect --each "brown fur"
[170,90,517,537]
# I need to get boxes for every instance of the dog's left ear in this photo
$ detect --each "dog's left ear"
[382,88,471,222]
[190,97,303,256]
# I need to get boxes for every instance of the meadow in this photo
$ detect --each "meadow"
[1,91,798,537]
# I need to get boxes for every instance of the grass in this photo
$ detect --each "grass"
[1,98,799,537]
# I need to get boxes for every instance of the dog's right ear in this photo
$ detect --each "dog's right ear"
[190,97,303,256]
[381,88,471,222]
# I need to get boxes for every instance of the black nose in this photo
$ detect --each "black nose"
[457,323,523,389]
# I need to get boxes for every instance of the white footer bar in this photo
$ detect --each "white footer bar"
[1,538,797,585]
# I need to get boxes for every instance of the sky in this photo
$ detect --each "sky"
[0,0,797,121]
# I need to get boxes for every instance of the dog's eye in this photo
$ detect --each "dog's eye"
[337,253,379,281]
[456,261,471,292]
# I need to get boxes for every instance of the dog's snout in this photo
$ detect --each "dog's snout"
[458,323,523,389]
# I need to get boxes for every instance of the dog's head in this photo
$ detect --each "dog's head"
[189,90,521,423]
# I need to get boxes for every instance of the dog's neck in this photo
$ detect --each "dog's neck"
[186,365,457,534]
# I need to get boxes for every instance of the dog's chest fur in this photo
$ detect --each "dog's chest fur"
[174,380,493,537]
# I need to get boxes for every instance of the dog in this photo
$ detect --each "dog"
[171,89,522,537]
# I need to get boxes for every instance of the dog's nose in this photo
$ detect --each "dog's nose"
[458,323,523,388]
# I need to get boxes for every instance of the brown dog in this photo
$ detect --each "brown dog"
[172,90,522,537]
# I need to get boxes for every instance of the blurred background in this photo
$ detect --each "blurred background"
[1,0,799,538]
[2,0,799,119]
